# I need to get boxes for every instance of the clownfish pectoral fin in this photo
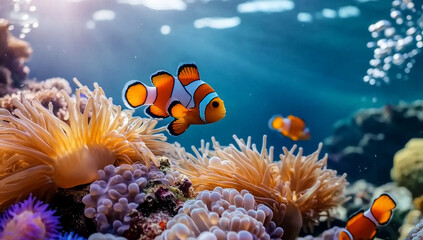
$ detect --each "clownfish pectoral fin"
[145,105,169,119]
[151,71,174,87]
[177,63,200,85]
[122,80,147,109]
[168,101,188,119]
[167,118,190,136]
[370,229,377,239]
[371,194,396,225]
[339,230,353,240]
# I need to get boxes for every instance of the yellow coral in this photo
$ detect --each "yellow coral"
[0,79,169,210]
[391,138,423,198]
[170,135,347,239]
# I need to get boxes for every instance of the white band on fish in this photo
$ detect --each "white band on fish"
[199,92,218,123]
[364,209,379,226]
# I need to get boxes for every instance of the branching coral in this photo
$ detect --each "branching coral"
[170,135,347,239]
[0,79,170,210]
[0,78,73,121]
[0,194,61,240]
[157,187,284,240]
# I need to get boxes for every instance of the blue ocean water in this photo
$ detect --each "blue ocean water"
[2,0,423,159]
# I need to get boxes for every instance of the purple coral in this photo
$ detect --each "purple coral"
[0,194,61,240]
[82,163,187,235]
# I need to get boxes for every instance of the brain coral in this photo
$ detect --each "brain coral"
[391,138,423,198]
[82,162,185,235]
[0,79,169,210]
[170,135,347,240]
[157,187,284,240]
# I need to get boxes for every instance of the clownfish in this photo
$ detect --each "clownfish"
[268,115,310,141]
[122,63,226,136]
[339,194,396,240]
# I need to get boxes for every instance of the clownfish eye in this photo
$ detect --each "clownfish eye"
[212,101,219,108]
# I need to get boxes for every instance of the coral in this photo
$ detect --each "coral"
[82,161,190,236]
[170,135,347,239]
[0,79,170,210]
[49,184,97,237]
[401,210,423,240]
[156,187,284,240]
[0,194,61,240]
[0,78,74,122]
[0,18,32,91]
[88,233,127,240]
[392,138,423,198]
[297,226,343,240]
[58,232,87,240]
[324,101,423,184]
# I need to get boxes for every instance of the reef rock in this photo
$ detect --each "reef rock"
[324,101,423,184]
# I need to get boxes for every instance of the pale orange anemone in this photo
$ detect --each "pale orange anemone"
[170,135,348,240]
[0,79,169,210]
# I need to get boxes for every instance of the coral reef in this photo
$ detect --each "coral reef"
[401,210,422,240]
[88,233,127,240]
[297,226,343,240]
[0,194,61,240]
[156,187,284,240]
[50,185,97,237]
[392,138,423,198]
[170,135,347,239]
[82,160,191,237]
[0,78,74,122]
[0,79,170,210]
[324,100,423,184]
[0,18,32,92]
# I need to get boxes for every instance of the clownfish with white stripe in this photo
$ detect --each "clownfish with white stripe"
[339,194,396,240]
[268,115,310,141]
[122,63,226,136]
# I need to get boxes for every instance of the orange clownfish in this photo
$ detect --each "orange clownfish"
[268,115,310,141]
[339,194,396,240]
[122,63,226,136]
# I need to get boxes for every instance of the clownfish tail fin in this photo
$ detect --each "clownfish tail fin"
[371,194,396,225]
[122,80,147,109]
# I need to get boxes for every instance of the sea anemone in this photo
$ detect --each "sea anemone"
[170,135,347,239]
[0,79,170,210]
[58,232,87,240]
[0,194,60,240]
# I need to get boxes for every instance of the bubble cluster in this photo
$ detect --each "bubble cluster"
[5,0,39,39]
[365,0,423,85]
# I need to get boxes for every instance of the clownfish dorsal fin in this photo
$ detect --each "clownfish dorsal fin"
[346,210,364,228]
[151,71,174,87]
[145,105,169,119]
[178,63,200,85]
[167,118,190,136]
[370,194,396,225]
[168,101,188,119]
